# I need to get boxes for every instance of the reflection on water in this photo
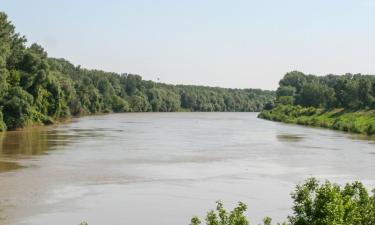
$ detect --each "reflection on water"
[0,127,75,172]
[0,161,24,172]
[0,124,120,173]
[0,129,51,156]
[0,127,106,158]
[348,133,375,142]
[276,134,304,142]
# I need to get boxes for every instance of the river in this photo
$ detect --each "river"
[0,112,374,225]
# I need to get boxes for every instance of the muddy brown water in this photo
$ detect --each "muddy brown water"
[0,113,374,225]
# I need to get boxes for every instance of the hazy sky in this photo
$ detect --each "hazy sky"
[2,0,375,90]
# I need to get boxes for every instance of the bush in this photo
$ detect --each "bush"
[303,107,317,116]
[260,105,375,136]
[278,96,295,105]
[111,96,129,112]
[263,101,275,110]
[189,201,250,225]
[2,87,34,129]
[290,178,375,225]
[367,122,375,135]
[190,178,375,225]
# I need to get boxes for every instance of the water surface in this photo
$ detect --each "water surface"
[0,113,375,225]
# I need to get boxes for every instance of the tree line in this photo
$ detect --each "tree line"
[0,12,274,131]
[260,71,375,135]
[275,71,375,109]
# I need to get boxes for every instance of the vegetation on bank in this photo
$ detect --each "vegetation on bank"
[259,71,375,135]
[259,105,375,135]
[0,12,274,131]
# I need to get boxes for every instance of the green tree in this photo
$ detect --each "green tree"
[278,96,295,105]
[298,82,335,108]
[2,87,34,129]
[279,71,307,93]
[358,78,373,108]
[0,12,26,69]
[0,68,9,99]
[289,178,375,225]
[111,95,129,112]
[130,91,151,112]
[276,86,296,99]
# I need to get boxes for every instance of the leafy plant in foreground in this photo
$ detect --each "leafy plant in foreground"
[189,201,249,225]
[189,178,375,225]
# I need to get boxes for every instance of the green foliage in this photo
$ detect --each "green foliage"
[366,122,375,135]
[0,12,26,69]
[275,71,375,110]
[290,178,375,225]
[147,87,180,112]
[190,179,375,225]
[129,91,152,112]
[279,71,307,93]
[111,95,129,112]
[276,86,296,100]
[190,201,249,225]
[0,110,6,131]
[190,217,202,225]
[298,82,335,108]
[2,87,34,129]
[278,96,295,105]
[259,105,375,135]
[262,217,273,225]
[262,71,375,135]
[0,68,9,98]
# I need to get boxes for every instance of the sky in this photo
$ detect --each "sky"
[1,0,375,90]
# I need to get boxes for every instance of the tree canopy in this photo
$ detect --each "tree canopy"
[275,71,375,110]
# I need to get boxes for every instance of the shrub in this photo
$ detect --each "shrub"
[190,178,375,225]
[111,96,130,112]
[290,178,375,225]
[367,123,375,135]
[2,87,34,129]
[189,201,250,225]
[278,96,295,106]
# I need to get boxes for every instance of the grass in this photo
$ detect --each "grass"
[259,105,375,135]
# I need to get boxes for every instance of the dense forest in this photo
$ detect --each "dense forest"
[274,71,375,109]
[0,12,274,131]
[260,71,375,135]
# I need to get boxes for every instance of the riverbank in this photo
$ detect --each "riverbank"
[258,105,375,135]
